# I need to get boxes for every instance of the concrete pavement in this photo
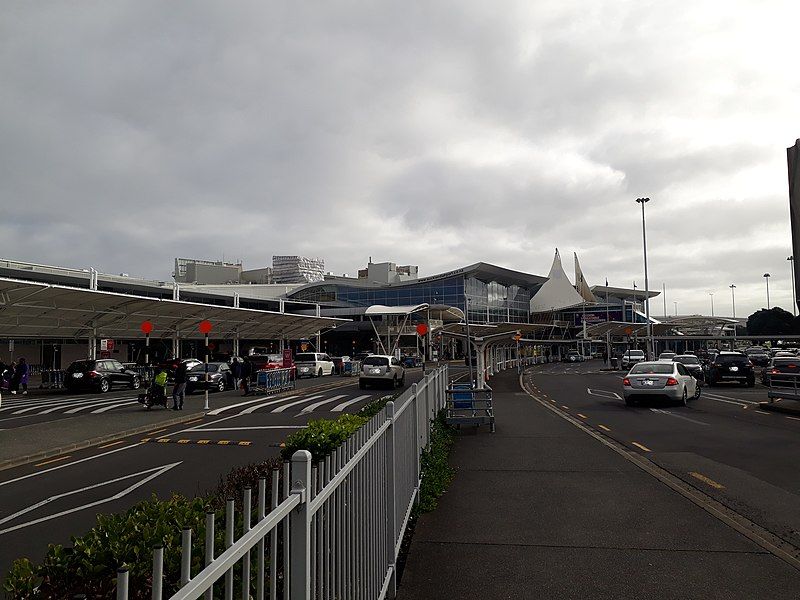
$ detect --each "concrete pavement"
[398,369,800,599]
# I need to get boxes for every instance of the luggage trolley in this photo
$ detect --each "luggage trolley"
[249,367,296,396]
[445,383,495,432]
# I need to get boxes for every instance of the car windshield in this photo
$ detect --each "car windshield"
[659,353,675,357]
[674,356,699,365]
[630,363,673,375]
[626,351,645,357]
[363,356,390,367]
[67,360,96,372]
[746,348,767,354]
[189,363,219,373]
[295,354,317,362]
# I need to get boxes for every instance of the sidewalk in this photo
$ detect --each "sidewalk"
[398,371,800,599]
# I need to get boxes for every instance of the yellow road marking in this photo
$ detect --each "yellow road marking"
[140,438,151,442]
[598,424,611,432]
[157,438,170,443]
[238,441,252,446]
[177,439,190,444]
[577,413,588,419]
[147,429,167,435]
[217,440,230,445]
[197,440,211,445]
[184,418,203,425]
[98,440,126,449]
[689,471,725,490]
[631,441,652,452]
[35,455,72,467]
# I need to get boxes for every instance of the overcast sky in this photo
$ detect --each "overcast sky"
[2,1,800,317]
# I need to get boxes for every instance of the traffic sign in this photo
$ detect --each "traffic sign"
[199,320,213,334]
[140,320,153,334]
[416,323,429,336]
[624,327,633,336]
[100,339,114,351]
[513,334,522,341]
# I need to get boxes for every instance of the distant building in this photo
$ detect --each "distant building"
[272,255,325,284]
[173,258,242,284]
[241,267,274,284]
[357,261,419,284]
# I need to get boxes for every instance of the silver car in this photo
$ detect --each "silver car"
[621,350,645,369]
[622,361,699,406]
[359,355,405,389]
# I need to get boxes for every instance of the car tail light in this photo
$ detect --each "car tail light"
[622,378,631,386]
[666,377,678,386]
[771,369,780,374]
[789,364,797,369]
[87,371,98,378]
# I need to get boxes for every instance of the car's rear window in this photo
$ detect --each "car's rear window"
[67,360,96,372]
[363,356,390,367]
[629,363,673,375]
[772,358,799,366]
[674,356,699,365]
[626,351,645,357]
[295,354,317,362]
[745,348,768,354]
[716,355,749,365]
[189,363,219,372]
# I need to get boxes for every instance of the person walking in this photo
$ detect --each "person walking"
[172,361,188,410]
[602,348,608,366]
[240,358,251,396]
[230,357,242,392]
[11,357,29,395]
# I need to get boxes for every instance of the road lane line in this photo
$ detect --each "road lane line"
[300,395,348,414]
[270,395,324,413]
[598,424,611,432]
[560,405,569,410]
[689,472,725,490]
[90,401,140,414]
[577,413,588,419]
[35,455,72,467]
[191,426,306,432]
[786,416,800,421]
[754,410,771,416]
[239,395,304,415]
[631,441,651,452]
[98,440,126,449]
[649,408,709,426]
[184,418,204,425]
[331,395,372,412]
[703,392,759,405]
[147,429,167,435]
[205,395,276,416]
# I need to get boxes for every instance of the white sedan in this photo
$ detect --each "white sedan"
[622,361,700,407]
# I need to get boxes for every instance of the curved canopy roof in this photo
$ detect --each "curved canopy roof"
[0,277,344,340]
[529,249,587,313]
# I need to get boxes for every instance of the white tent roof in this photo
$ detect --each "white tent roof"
[363,304,429,316]
[0,277,345,340]
[529,249,587,313]
[574,253,597,303]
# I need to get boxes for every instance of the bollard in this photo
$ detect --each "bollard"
[180,528,192,586]
[152,545,164,600]
[116,568,129,600]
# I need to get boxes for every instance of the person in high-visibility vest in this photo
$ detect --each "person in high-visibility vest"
[152,368,168,404]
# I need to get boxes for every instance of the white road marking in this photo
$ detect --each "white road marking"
[240,395,306,415]
[187,426,307,432]
[0,462,180,535]
[649,408,710,426]
[91,401,140,414]
[300,395,348,414]
[701,394,750,408]
[271,395,324,413]
[206,395,292,416]
[587,388,622,400]
[332,395,372,412]
[702,392,759,405]
[63,398,138,414]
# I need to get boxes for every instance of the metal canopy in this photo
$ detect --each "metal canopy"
[363,304,429,316]
[0,277,345,340]
[580,321,675,338]
[440,322,548,341]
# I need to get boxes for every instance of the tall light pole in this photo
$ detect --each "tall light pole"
[788,256,796,316]
[662,283,667,319]
[636,197,653,359]
[764,273,771,309]
[674,301,678,316]
[708,291,715,317]
[730,284,737,348]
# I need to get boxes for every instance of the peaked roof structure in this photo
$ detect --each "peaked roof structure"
[574,253,597,303]
[530,249,587,313]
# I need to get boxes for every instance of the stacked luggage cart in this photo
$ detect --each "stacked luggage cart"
[246,367,296,396]
[445,382,495,432]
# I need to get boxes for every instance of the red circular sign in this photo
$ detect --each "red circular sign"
[199,320,213,334]
[416,323,429,336]
[140,321,153,334]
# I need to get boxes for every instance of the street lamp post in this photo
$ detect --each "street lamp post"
[730,284,737,349]
[636,197,653,360]
[674,301,678,316]
[708,291,715,317]
[764,273,771,309]
[788,256,796,316]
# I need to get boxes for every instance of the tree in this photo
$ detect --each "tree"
[746,307,795,336]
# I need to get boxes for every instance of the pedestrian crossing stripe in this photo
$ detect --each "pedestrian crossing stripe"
[140,437,253,446]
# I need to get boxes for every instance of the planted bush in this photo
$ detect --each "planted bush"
[415,412,456,514]
[280,413,366,461]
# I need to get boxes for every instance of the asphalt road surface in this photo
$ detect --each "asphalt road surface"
[528,360,800,556]
[0,370,436,579]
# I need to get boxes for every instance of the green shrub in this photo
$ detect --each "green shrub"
[280,413,367,461]
[415,412,456,514]
[356,390,402,419]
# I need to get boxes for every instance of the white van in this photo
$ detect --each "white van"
[294,353,335,378]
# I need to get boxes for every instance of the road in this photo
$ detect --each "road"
[528,360,800,554]
[0,369,438,579]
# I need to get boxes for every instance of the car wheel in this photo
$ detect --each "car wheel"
[99,378,110,393]
[130,376,141,390]
[680,388,688,407]
[693,383,701,399]
[217,380,226,392]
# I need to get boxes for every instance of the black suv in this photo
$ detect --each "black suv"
[64,359,141,393]
[744,347,771,367]
[705,352,755,387]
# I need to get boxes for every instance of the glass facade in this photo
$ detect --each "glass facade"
[290,274,534,324]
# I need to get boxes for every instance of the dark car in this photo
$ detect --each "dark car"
[761,357,800,386]
[744,347,771,367]
[705,352,755,387]
[157,358,203,380]
[64,359,142,393]
[673,354,704,383]
[185,362,234,393]
[563,350,585,363]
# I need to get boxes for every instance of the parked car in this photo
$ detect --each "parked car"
[359,355,406,389]
[622,361,700,406]
[563,350,585,363]
[672,354,705,382]
[657,352,676,362]
[744,347,771,367]
[621,350,646,369]
[705,352,755,387]
[186,362,234,393]
[157,358,202,380]
[64,359,142,393]
[761,357,800,386]
[294,353,335,378]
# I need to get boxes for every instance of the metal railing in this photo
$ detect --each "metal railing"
[341,360,361,377]
[118,364,449,599]
[248,368,296,396]
[39,369,67,389]
[766,371,800,402]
